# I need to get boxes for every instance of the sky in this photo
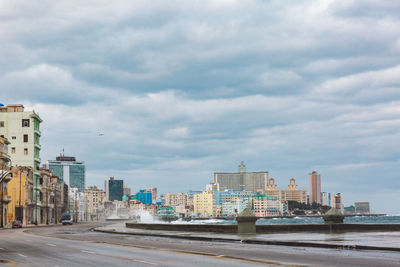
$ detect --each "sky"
[1,0,399,214]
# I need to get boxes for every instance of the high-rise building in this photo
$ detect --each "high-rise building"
[332,193,343,214]
[0,104,42,224]
[214,162,268,193]
[309,171,321,204]
[105,177,123,201]
[147,188,157,204]
[136,190,152,204]
[46,154,85,191]
[321,192,331,207]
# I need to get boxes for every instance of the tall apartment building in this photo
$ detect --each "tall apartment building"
[105,177,123,201]
[46,154,85,191]
[0,104,42,224]
[321,192,331,207]
[309,171,321,204]
[147,188,157,204]
[193,191,216,218]
[214,162,268,193]
[332,193,343,214]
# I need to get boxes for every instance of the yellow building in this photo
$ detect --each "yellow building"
[0,137,12,227]
[279,178,307,204]
[8,166,34,225]
[193,191,216,218]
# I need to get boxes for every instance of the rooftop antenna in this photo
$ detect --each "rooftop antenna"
[61,147,64,157]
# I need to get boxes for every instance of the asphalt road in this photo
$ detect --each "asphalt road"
[0,222,400,266]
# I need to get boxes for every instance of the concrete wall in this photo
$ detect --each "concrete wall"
[126,222,400,233]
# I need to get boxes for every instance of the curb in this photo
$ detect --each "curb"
[94,228,400,253]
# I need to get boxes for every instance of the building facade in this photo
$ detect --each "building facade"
[214,162,268,193]
[105,177,123,201]
[0,137,12,227]
[279,178,307,204]
[252,194,283,217]
[84,186,105,221]
[332,193,343,214]
[193,191,216,218]
[309,171,321,204]
[321,192,331,207]
[47,155,85,191]
[0,104,42,224]
[355,202,370,214]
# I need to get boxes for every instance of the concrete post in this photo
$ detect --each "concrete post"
[236,208,257,235]
[323,208,344,224]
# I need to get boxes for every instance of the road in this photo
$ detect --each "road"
[0,222,399,266]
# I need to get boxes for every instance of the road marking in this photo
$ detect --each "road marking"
[0,248,4,250]
[47,243,57,247]
[132,259,159,266]
[18,254,27,258]
[81,250,96,254]
[217,255,225,257]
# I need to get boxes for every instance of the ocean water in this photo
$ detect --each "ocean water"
[257,215,400,225]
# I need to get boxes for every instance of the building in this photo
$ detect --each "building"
[136,190,152,204]
[147,188,157,204]
[309,171,321,204]
[84,186,105,221]
[8,167,33,225]
[321,192,331,207]
[278,178,307,204]
[157,206,175,220]
[105,177,123,201]
[355,202,370,214]
[46,154,85,191]
[0,137,12,227]
[214,162,268,193]
[0,104,42,223]
[123,184,131,196]
[221,198,248,216]
[252,194,283,217]
[69,187,85,222]
[218,190,253,207]
[332,193,343,214]
[193,191,216,218]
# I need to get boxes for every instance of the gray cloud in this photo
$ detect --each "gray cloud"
[1,0,399,213]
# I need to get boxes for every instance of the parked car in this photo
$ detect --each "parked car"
[12,220,22,228]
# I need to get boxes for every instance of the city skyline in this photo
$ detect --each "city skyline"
[1,1,399,214]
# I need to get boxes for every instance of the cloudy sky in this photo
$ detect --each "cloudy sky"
[1,0,399,213]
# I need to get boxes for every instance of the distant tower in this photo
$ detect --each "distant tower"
[288,178,298,190]
[267,178,277,190]
[238,161,246,173]
[309,171,321,204]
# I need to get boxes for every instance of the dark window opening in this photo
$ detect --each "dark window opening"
[22,119,30,127]
[23,134,28,143]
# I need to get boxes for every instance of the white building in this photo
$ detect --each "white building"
[252,194,283,217]
[221,198,248,216]
[321,192,331,207]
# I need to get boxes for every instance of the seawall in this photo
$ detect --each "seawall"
[125,222,400,233]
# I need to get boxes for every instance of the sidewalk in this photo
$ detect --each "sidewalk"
[94,223,400,253]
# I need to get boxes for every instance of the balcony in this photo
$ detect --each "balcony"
[1,195,11,204]
[34,129,42,137]
[34,156,41,163]
[34,143,41,150]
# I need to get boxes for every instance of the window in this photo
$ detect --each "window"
[12,136,16,140]
[24,148,28,155]
[23,134,28,143]
[11,147,16,154]
[0,121,4,127]
[22,119,30,127]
